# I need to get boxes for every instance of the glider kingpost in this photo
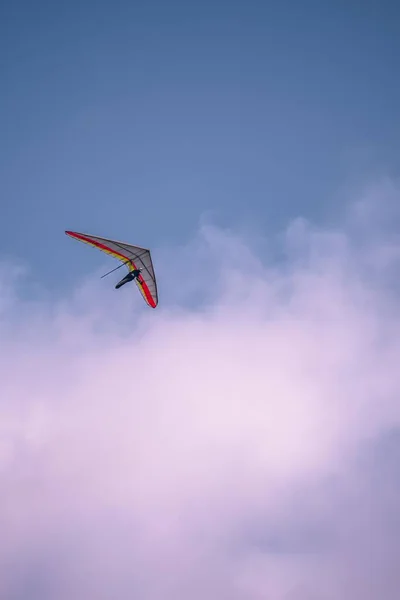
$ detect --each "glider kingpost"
[65,230,158,308]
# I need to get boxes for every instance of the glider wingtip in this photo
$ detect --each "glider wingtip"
[65,230,83,240]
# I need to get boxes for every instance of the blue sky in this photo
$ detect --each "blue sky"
[1,0,400,292]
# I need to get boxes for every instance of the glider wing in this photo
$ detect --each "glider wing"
[65,230,158,308]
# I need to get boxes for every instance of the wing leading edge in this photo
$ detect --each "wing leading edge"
[65,230,158,308]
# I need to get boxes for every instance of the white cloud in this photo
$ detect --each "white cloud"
[1,180,400,599]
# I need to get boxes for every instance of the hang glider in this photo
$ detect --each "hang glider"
[65,230,158,308]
